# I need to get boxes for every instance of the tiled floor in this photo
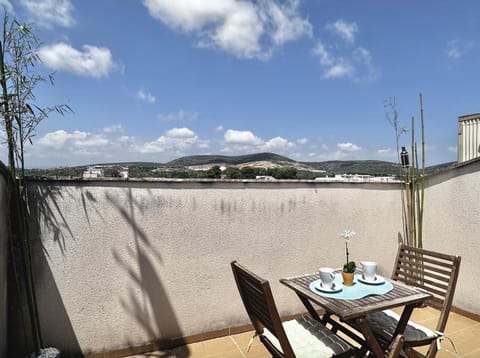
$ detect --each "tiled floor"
[128,308,480,357]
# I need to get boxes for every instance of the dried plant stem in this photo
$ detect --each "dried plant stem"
[345,241,349,264]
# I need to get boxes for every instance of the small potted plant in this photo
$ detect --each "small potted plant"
[340,230,356,286]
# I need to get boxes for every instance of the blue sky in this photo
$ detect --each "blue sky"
[1,0,479,168]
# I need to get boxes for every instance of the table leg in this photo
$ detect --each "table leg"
[356,317,385,358]
[391,303,417,339]
[296,293,322,321]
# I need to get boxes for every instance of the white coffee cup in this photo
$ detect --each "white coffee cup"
[360,261,377,281]
[319,267,336,289]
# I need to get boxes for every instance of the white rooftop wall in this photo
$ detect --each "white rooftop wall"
[28,180,402,355]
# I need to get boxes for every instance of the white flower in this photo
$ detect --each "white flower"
[340,230,356,240]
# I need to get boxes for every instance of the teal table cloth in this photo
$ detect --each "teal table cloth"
[309,273,393,300]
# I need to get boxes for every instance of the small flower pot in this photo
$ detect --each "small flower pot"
[342,271,354,286]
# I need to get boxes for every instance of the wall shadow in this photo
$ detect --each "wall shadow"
[106,188,187,352]
[23,183,85,356]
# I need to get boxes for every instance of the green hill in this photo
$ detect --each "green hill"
[167,152,295,167]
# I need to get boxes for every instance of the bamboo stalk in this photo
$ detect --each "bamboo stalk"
[410,116,416,247]
[419,93,425,248]
[1,17,44,352]
[0,38,16,181]
[414,142,420,249]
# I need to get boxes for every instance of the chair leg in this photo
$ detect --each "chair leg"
[385,335,404,358]
[424,341,438,358]
[403,346,425,358]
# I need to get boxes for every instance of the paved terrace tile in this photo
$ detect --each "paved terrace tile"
[127,308,479,357]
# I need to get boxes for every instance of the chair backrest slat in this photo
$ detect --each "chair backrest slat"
[396,255,454,277]
[391,244,461,332]
[231,261,295,357]
[237,279,274,329]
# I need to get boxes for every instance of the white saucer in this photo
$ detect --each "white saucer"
[315,281,343,293]
[358,274,385,285]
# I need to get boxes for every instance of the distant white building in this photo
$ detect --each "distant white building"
[119,167,129,179]
[255,175,276,181]
[315,174,398,183]
[83,166,104,178]
[458,113,480,163]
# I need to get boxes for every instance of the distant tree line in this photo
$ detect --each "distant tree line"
[151,166,331,179]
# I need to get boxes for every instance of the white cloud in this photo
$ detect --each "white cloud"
[377,148,392,154]
[297,138,308,145]
[143,0,311,60]
[74,135,109,148]
[0,0,14,13]
[158,110,199,122]
[136,127,204,154]
[312,40,378,81]
[103,124,124,133]
[376,148,396,160]
[446,40,478,60]
[37,130,79,149]
[263,136,294,151]
[21,126,213,166]
[38,43,117,78]
[324,62,354,79]
[312,42,333,66]
[327,19,358,43]
[267,0,313,45]
[136,89,156,103]
[33,134,109,160]
[447,47,461,59]
[215,125,224,132]
[313,41,354,79]
[337,142,362,152]
[353,46,379,81]
[165,127,196,138]
[19,0,75,28]
[224,129,264,146]
[222,129,294,154]
[117,135,135,144]
[37,130,108,150]
[448,146,457,153]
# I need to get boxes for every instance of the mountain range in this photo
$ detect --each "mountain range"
[26,152,457,178]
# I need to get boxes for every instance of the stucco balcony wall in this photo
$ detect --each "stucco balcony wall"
[422,159,480,314]
[23,160,480,356]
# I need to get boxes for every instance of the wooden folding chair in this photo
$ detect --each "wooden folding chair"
[366,244,461,358]
[231,261,405,357]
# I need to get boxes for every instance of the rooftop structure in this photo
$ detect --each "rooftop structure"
[457,113,480,163]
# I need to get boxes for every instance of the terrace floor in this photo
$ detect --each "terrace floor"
[128,307,480,357]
